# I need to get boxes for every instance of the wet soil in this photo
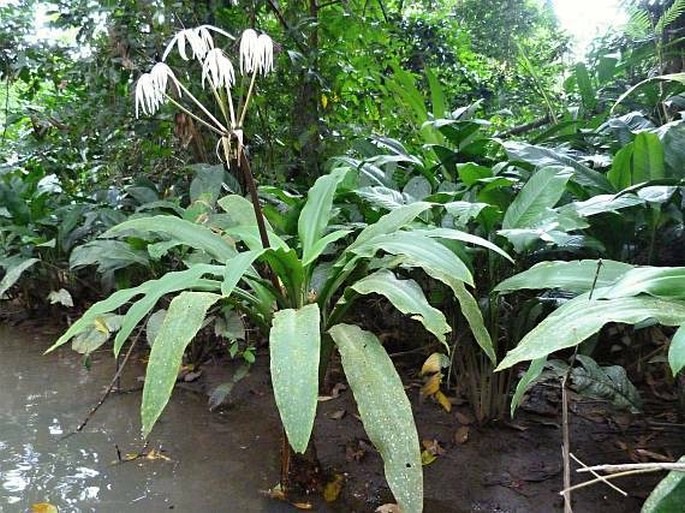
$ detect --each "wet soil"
[194,351,685,513]
[3,319,684,513]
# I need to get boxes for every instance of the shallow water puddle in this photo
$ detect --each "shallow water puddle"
[0,325,298,512]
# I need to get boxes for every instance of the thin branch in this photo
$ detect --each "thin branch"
[578,463,685,474]
[570,453,628,497]
[561,467,671,496]
[63,330,142,439]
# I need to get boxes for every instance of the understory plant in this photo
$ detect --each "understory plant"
[46,23,513,513]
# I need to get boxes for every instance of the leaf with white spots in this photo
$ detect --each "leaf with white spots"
[141,291,221,437]
[330,324,423,513]
[270,304,321,453]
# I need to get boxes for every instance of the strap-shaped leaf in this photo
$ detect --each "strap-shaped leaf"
[270,304,320,453]
[46,266,219,354]
[105,215,236,262]
[348,269,451,348]
[599,267,685,300]
[497,294,685,371]
[330,324,423,513]
[496,259,634,295]
[222,250,265,296]
[502,166,572,229]
[409,227,513,263]
[298,167,348,266]
[345,202,433,254]
[141,292,222,437]
[354,231,474,286]
[112,264,225,356]
[0,257,39,298]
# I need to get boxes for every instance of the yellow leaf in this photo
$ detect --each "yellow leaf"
[420,373,441,398]
[145,448,171,461]
[321,95,328,109]
[94,316,109,334]
[292,502,313,510]
[323,473,344,502]
[420,352,443,376]
[32,504,58,513]
[435,390,452,412]
[421,449,437,465]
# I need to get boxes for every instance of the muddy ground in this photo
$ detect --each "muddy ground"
[183,351,684,513]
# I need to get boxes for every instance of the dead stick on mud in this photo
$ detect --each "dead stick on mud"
[578,462,685,473]
[561,467,679,496]
[63,331,141,439]
[569,453,627,497]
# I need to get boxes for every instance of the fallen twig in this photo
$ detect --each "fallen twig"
[569,453,627,497]
[578,462,685,474]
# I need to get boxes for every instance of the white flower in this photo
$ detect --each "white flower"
[239,29,274,75]
[134,62,178,117]
[202,48,235,90]
[162,25,234,62]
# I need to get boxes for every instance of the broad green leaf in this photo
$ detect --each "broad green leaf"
[444,201,489,226]
[217,194,270,228]
[112,264,224,356]
[497,294,685,370]
[504,142,613,192]
[409,227,513,263]
[426,68,446,118]
[270,304,320,453]
[141,292,221,437]
[599,267,685,300]
[608,145,634,190]
[449,280,496,362]
[510,357,547,417]
[668,325,685,376]
[330,324,423,513]
[502,166,572,229]
[105,216,236,262]
[355,231,474,286]
[348,269,451,348]
[222,250,265,296]
[262,247,305,304]
[222,225,287,251]
[346,202,432,254]
[633,132,666,183]
[70,240,149,274]
[302,229,352,267]
[298,167,348,266]
[561,194,644,217]
[641,455,685,513]
[0,257,39,299]
[495,260,634,295]
[612,72,685,113]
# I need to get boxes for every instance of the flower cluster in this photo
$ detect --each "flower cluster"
[134,25,274,122]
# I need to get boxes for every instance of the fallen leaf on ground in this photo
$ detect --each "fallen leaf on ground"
[422,439,445,456]
[454,426,470,445]
[435,390,452,412]
[420,352,443,376]
[32,504,58,513]
[420,373,441,398]
[376,503,401,513]
[260,484,286,500]
[323,473,344,502]
[421,450,437,465]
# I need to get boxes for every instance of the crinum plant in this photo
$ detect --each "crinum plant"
[47,23,513,513]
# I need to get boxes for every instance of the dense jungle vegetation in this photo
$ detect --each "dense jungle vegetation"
[2,0,685,511]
